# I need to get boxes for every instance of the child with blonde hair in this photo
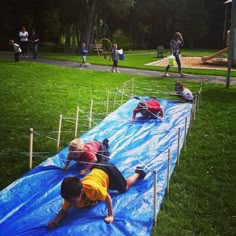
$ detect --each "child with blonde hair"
[63,138,109,175]
[111,43,120,73]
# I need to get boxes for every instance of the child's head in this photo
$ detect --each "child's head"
[21,26,26,32]
[82,43,85,48]
[69,138,84,157]
[112,44,117,49]
[9,40,14,45]
[61,176,83,202]
[137,102,148,116]
[175,81,184,92]
[137,102,147,110]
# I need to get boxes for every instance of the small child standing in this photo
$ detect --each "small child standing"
[63,138,110,175]
[80,43,88,67]
[9,40,22,62]
[111,44,120,73]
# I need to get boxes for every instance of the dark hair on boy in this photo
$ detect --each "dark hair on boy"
[137,102,147,110]
[61,177,83,200]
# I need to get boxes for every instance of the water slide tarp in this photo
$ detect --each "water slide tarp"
[0,97,191,236]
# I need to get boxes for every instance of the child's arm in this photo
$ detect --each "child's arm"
[159,107,164,118]
[132,108,139,120]
[104,193,114,223]
[63,153,73,170]
[79,156,97,175]
[48,208,67,229]
[63,160,71,170]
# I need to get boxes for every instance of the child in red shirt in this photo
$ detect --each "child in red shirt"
[132,99,164,120]
[63,138,109,175]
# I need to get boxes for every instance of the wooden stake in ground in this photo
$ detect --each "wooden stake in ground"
[121,85,125,104]
[113,88,117,110]
[29,128,33,170]
[57,114,62,150]
[74,106,79,138]
[106,90,110,115]
[153,169,158,226]
[131,78,134,97]
[177,127,181,165]
[166,148,170,194]
[89,99,93,129]
[184,117,187,150]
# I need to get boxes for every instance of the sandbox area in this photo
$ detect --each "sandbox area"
[146,56,236,71]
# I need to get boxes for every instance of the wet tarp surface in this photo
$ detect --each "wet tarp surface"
[0,97,192,236]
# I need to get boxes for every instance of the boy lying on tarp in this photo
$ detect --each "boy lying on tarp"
[48,164,146,228]
[63,138,109,175]
[170,81,193,102]
[132,99,164,120]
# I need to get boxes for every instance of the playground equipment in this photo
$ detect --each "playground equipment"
[202,30,230,63]
[91,38,112,56]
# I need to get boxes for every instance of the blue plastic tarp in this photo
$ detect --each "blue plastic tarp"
[0,97,192,236]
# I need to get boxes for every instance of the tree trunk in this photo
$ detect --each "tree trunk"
[64,24,72,53]
[71,24,76,54]
[81,0,98,51]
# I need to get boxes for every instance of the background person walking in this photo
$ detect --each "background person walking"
[164,32,185,77]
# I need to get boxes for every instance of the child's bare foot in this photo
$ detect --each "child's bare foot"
[104,215,114,223]
[164,73,170,77]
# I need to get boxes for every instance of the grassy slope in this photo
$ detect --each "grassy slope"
[0,58,235,235]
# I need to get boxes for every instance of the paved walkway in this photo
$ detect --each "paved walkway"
[2,55,236,85]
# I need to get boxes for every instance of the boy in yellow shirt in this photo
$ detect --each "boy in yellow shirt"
[48,163,146,228]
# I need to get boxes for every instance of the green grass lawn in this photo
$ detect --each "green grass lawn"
[0,57,235,235]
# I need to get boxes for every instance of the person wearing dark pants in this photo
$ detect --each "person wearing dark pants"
[164,32,185,77]
[29,29,39,59]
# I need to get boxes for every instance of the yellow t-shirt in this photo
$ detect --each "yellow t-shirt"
[62,168,109,211]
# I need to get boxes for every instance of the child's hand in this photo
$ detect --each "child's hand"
[104,215,114,223]
[48,220,58,229]
[79,169,87,175]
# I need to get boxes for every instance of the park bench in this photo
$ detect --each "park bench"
[157,45,165,58]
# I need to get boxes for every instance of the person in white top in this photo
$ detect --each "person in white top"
[19,26,29,57]
[170,81,193,102]
[9,40,22,62]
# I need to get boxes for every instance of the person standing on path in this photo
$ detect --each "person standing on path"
[19,26,29,58]
[164,32,185,77]
[29,29,39,59]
